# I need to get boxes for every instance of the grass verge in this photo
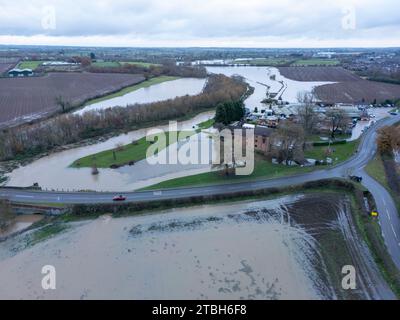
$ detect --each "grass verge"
[366,154,400,213]
[142,139,360,191]
[28,223,68,246]
[304,140,359,165]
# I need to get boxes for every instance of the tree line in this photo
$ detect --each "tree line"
[87,62,208,79]
[0,74,247,161]
[377,125,400,156]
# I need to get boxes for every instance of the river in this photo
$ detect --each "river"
[5,112,215,192]
[75,78,206,115]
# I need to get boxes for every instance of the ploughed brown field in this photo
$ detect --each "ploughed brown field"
[279,66,400,104]
[0,72,145,128]
[0,63,14,74]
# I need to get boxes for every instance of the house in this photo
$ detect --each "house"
[254,126,274,154]
[8,68,33,77]
[228,124,274,155]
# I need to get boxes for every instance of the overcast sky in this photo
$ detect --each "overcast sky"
[0,0,399,48]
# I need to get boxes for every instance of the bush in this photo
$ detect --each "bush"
[313,140,347,147]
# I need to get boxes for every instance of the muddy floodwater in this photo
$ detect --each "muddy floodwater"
[5,111,215,191]
[206,66,334,111]
[0,215,43,239]
[75,78,206,115]
[0,193,393,300]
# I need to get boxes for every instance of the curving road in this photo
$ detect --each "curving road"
[1,114,400,268]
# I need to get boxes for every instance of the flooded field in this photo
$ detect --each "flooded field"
[5,112,215,191]
[206,66,334,111]
[75,78,206,115]
[0,193,393,300]
[0,215,43,239]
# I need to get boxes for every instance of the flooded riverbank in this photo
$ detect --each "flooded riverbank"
[0,215,44,239]
[206,66,334,111]
[5,111,215,191]
[0,193,393,300]
[75,78,206,115]
[4,66,334,192]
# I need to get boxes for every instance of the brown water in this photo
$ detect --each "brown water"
[5,111,215,191]
[0,196,327,300]
[0,215,43,238]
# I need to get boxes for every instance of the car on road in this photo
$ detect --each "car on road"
[113,195,127,202]
[390,112,398,116]
[349,175,363,183]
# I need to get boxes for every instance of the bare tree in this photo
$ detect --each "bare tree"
[377,126,400,155]
[297,92,317,136]
[273,123,305,165]
[55,96,72,113]
[325,109,349,139]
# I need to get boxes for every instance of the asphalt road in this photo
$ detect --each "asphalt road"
[1,114,400,268]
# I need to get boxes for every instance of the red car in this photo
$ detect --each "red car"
[113,195,127,202]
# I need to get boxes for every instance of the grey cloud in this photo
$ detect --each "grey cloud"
[0,0,398,46]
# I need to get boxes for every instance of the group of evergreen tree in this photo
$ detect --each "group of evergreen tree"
[215,101,245,125]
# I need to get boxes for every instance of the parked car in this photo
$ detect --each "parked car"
[349,175,363,183]
[113,195,127,202]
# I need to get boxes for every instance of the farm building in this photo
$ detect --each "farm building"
[8,68,34,77]
[334,103,362,119]
[254,126,274,154]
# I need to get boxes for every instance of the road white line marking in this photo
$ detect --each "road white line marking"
[387,210,391,221]
[391,225,398,239]
[15,195,34,199]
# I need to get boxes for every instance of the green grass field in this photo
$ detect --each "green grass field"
[122,61,161,68]
[232,58,293,66]
[84,76,179,106]
[365,155,390,189]
[143,140,359,190]
[291,59,340,66]
[142,156,314,190]
[304,140,359,165]
[197,119,215,130]
[92,61,160,68]
[91,61,121,68]
[366,155,400,214]
[72,131,194,168]
[17,60,43,70]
